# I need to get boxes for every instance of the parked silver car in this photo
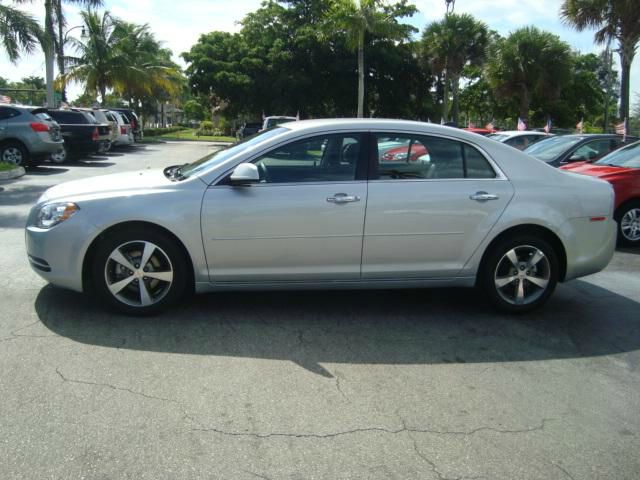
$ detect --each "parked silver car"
[0,105,64,166]
[26,119,616,315]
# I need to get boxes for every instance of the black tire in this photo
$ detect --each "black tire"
[615,201,640,247]
[50,144,69,164]
[0,141,29,166]
[90,226,189,315]
[480,235,559,313]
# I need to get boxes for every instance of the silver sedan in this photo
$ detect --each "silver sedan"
[26,119,617,315]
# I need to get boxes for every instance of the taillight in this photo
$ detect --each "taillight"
[92,127,99,141]
[30,122,50,132]
[120,126,127,134]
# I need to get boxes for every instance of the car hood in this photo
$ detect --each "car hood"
[38,169,175,204]
[559,163,637,181]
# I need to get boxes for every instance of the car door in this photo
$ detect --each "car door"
[201,132,368,282]
[362,133,514,278]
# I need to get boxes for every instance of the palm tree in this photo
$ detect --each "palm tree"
[61,10,183,107]
[485,26,573,123]
[327,0,416,117]
[561,0,640,123]
[62,9,122,104]
[422,13,488,124]
[0,2,41,62]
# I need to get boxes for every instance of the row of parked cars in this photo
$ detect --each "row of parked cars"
[0,104,141,167]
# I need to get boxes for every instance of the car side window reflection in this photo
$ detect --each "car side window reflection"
[252,134,361,184]
[374,134,495,180]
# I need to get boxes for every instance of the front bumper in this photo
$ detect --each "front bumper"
[25,212,98,293]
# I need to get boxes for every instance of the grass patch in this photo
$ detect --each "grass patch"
[0,162,18,172]
[141,128,235,143]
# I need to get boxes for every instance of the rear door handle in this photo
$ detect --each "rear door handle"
[470,191,499,202]
[327,193,361,204]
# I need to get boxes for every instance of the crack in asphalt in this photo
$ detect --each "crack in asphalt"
[334,370,350,403]
[190,418,551,440]
[54,368,200,426]
[552,462,576,480]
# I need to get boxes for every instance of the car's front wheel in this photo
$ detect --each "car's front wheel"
[480,235,559,313]
[616,201,640,247]
[91,227,189,315]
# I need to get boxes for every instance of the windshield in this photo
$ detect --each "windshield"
[179,127,289,179]
[595,141,640,168]
[524,136,583,162]
[488,134,509,141]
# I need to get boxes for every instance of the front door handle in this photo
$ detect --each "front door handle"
[327,193,361,204]
[470,191,499,202]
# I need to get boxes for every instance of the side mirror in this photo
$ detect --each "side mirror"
[230,163,260,185]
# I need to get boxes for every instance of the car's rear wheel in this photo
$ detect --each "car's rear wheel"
[481,235,559,313]
[1,142,28,166]
[91,227,188,315]
[50,144,69,164]
[616,201,640,247]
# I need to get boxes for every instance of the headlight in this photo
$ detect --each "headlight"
[35,202,80,229]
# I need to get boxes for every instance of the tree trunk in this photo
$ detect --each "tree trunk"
[55,0,66,102]
[99,85,106,106]
[450,73,460,125]
[44,0,55,107]
[519,85,530,124]
[618,37,635,123]
[357,33,364,118]
[442,68,449,122]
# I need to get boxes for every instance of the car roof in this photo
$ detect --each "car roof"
[492,130,549,137]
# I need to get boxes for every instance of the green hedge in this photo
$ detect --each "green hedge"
[143,126,184,137]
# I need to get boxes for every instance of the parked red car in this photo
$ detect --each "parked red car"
[381,142,429,162]
[561,141,640,246]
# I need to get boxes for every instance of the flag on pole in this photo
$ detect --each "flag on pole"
[517,117,526,131]
[0,95,11,104]
[615,118,627,141]
[544,118,552,135]
[485,120,495,131]
[576,118,584,134]
[468,120,476,129]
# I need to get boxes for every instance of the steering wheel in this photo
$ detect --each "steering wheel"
[257,162,270,183]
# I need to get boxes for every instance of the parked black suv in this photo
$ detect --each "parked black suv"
[46,109,109,162]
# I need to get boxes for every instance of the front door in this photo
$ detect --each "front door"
[201,132,368,282]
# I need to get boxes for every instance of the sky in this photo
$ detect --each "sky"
[1,0,638,112]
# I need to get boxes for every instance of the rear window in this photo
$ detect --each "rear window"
[49,111,89,124]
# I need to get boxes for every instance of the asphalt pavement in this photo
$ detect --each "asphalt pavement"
[1,142,639,479]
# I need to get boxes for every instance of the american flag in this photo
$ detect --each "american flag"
[517,117,526,131]
[616,118,627,141]
[485,120,495,131]
[544,119,552,135]
[576,118,584,134]
[468,121,476,128]
[0,95,11,104]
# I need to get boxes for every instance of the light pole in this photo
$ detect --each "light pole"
[59,25,86,103]
[445,0,455,14]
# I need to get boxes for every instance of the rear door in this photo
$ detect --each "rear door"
[201,132,368,282]
[362,133,514,278]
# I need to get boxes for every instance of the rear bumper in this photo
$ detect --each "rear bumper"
[563,217,616,281]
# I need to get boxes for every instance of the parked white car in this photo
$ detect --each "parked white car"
[109,110,134,146]
[26,119,616,315]
[488,131,552,150]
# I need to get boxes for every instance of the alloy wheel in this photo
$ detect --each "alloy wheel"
[620,208,640,242]
[2,147,24,165]
[104,240,174,307]
[494,245,551,306]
